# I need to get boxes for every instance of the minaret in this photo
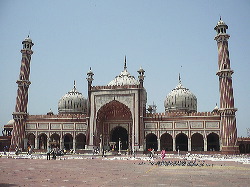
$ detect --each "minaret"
[11,36,34,149]
[86,67,94,147]
[214,18,238,153]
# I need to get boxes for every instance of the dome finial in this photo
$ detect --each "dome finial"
[179,73,181,84]
[74,80,76,88]
[124,55,127,70]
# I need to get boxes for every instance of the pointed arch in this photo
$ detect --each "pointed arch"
[76,133,86,149]
[146,133,158,151]
[26,133,35,148]
[110,126,128,150]
[38,133,47,149]
[97,100,132,121]
[63,133,73,150]
[191,133,204,151]
[176,133,188,151]
[160,133,173,151]
[207,133,220,151]
[94,100,132,147]
[50,133,60,149]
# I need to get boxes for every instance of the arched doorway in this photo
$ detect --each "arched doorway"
[27,133,35,148]
[76,133,86,149]
[239,144,245,154]
[207,133,220,151]
[50,133,60,149]
[146,133,158,151]
[110,126,128,150]
[96,100,132,148]
[160,133,173,151]
[191,133,204,151]
[176,133,188,151]
[64,134,73,150]
[38,133,47,149]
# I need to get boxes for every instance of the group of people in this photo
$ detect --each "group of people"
[147,149,166,159]
[46,146,66,160]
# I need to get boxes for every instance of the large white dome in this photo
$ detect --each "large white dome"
[107,59,139,86]
[164,80,197,113]
[58,83,87,114]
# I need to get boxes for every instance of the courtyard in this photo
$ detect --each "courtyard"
[0,153,250,187]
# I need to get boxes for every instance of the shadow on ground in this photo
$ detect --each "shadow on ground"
[0,183,18,187]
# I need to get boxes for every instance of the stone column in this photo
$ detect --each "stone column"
[73,138,76,151]
[143,139,146,151]
[173,138,176,151]
[35,137,38,149]
[157,138,161,151]
[188,138,191,151]
[204,138,207,151]
[60,138,64,149]
[47,137,50,150]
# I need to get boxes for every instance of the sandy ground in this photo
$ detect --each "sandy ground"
[0,153,250,187]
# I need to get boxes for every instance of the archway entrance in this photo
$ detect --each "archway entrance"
[110,126,128,150]
[64,134,73,150]
[176,133,188,151]
[207,133,220,151]
[50,133,60,149]
[96,100,132,148]
[27,133,35,148]
[191,133,204,151]
[76,133,86,149]
[160,133,173,151]
[146,133,158,151]
[38,134,47,149]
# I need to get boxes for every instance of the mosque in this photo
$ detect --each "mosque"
[1,19,247,154]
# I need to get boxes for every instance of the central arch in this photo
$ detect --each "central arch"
[110,126,128,150]
[96,100,132,148]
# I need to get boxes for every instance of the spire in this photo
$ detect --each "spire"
[74,80,76,88]
[178,73,181,84]
[124,55,127,70]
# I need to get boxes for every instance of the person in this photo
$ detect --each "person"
[161,149,166,160]
[47,146,51,160]
[52,148,56,160]
[151,149,155,158]
[3,146,7,155]
[15,146,20,155]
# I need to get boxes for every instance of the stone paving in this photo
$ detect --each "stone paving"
[0,153,250,186]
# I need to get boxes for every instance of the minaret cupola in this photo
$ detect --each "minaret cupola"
[214,17,228,35]
[22,35,34,51]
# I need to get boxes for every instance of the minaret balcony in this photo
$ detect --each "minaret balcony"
[16,80,31,87]
[216,69,234,77]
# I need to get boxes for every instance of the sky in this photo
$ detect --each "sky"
[0,1,249,137]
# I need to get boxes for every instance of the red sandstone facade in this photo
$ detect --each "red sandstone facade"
[2,19,245,154]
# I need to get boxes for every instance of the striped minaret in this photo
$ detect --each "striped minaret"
[11,36,34,149]
[214,18,238,153]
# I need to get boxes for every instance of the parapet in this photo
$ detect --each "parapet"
[91,84,140,90]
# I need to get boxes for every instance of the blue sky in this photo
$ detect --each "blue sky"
[0,1,249,137]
